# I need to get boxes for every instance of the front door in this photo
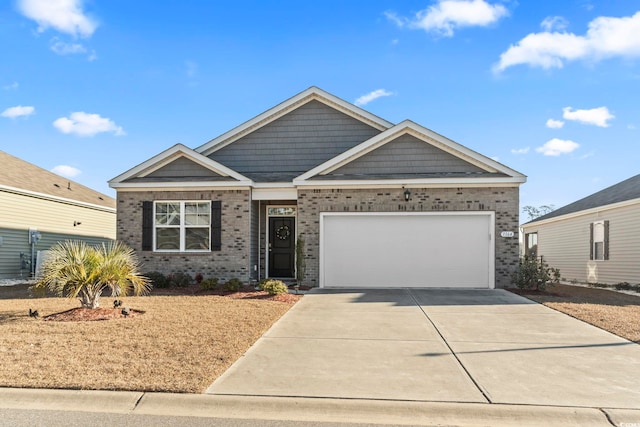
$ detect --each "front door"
[268,217,295,277]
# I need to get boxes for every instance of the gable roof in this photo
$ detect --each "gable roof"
[196,86,393,156]
[528,173,640,223]
[294,120,526,186]
[205,99,384,182]
[109,144,252,188]
[0,150,115,209]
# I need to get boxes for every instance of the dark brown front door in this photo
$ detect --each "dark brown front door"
[268,217,295,277]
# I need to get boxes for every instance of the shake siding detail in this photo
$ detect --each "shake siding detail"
[524,202,640,285]
[209,100,381,177]
[328,134,486,176]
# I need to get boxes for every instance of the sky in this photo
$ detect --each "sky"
[1,0,639,222]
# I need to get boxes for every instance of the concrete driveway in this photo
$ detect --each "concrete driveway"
[207,289,640,409]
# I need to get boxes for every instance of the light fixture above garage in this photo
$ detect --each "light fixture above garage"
[403,187,411,202]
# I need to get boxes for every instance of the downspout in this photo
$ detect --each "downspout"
[257,199,261,282]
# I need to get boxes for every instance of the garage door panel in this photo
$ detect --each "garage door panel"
[321,213,493,288]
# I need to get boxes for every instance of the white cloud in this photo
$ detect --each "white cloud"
[495,11,640,72]
[541,16,569,32]
[546,118,565,129]
[50,40,86,55]
[562,106,614,127]
[386,0,508,37]
[53,112,125,137]
[511,147,530,155]
[354,89,394,106]
[18,0,97,37]
[1,105,35,119]
[536,138,579,156]
[51,165,81,177]
[3,82,19,90]
[628,124,636,130]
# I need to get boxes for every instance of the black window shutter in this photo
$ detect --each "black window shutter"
[211,201,222,251]
[604,220,610,260]
[142,201,153,251]
[589,223,594,260]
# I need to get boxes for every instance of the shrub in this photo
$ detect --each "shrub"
[222,278,243,292]
[511,256,560,291]
[261,279,288,295]
[167,271,193,288]
[146,271,169,288]
[200,277,219,290]
[35,240,150,309]
[194,273,204,284]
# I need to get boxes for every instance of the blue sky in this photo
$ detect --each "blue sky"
[1,0,639,221]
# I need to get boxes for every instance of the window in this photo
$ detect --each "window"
[525,232,538,258]
[154,201,211,251]
[590,220,609,261]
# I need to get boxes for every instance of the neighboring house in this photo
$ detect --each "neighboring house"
[0,151,116,279]
[109,87,526,288]
[521,173,640,285]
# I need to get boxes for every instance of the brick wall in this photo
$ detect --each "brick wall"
[296,187,520,288]
[116,189,252,282]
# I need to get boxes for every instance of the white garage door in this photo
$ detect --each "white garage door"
[320,212,494,288]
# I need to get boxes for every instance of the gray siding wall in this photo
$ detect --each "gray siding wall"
[131,157,231,181]
[523,202,640,285]
[116,189,252,283]
[0,227,112,279]
[297,187,520,288]
[329,134,486,176]
[209,100,382,178]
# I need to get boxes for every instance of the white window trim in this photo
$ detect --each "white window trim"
[154,201,211,252]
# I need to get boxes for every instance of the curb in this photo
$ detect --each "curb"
[0,388,615,426]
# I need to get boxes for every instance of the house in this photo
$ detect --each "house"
[521,173,640,285]
[109,87,526,288]
[0,151,116,279]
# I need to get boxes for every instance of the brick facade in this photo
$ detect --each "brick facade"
[116,189,252,282]
[296,187,520,288]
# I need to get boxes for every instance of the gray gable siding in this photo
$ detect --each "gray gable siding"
[326,134,487,177]
[208,100,382,181]
[125,157,235,183]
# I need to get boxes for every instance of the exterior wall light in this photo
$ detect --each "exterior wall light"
[403,187,411,202]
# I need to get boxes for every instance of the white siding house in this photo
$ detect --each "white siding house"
[521,174,640,285]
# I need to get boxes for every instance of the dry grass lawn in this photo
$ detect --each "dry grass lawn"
[511,283,640,344]
[0,285,297,393]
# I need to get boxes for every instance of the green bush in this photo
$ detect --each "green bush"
[511,256,560,291]
[223,278,243,292]
[146,271,169,289]
[614,282,640,292]
[167,271,193,288]
[200,277,219,290]
[261,279,288,295]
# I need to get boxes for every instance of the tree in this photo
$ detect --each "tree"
[36,240,150,309]
[522,204,555,221]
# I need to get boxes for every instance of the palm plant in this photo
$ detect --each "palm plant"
[36,240,150,309]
